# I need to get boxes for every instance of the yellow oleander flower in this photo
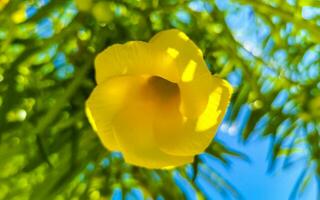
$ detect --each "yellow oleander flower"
[86,29,233,169]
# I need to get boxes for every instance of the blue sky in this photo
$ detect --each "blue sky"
[210,122,317,200]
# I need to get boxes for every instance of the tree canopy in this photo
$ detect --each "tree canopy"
[0,0,319,199]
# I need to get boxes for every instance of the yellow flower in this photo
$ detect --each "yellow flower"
[86,29,233,169]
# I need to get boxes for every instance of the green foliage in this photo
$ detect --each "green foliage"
[0,0,319,199]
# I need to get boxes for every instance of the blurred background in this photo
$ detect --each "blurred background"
[0,0,319,199]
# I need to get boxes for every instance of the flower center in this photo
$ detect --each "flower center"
[147,76,180,101]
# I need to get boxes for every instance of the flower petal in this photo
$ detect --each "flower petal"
[85,75,145,151]
[150,29,213,118]
[95,41,178,84]
[112,77,193,168]
[154,76,233,156]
